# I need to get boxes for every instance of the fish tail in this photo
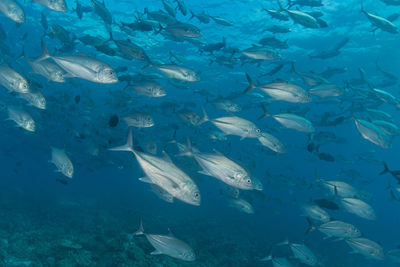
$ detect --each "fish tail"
[189,10,195,20]
[134,217,144,236]
[37,40,51,62]
[305,217,316,234]
[109,128,134,153]
[379,162,390,175]
[199,107,209,124]
[277,1,285,11]
[277,238,290,246]
[290,61,296,73]
[257,104,270,120]
[177,137,194,157]
[243,73,256,94]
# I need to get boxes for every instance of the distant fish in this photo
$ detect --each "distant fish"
[201,108,261,139]
[245,73,310,103]
[227,198,254,214]
[154,64,199,82]
[257,131,286,154]
[306,218,361,239]
[0,0,25,24]
[354,117,392,149]
[50,147,74,178]
[380,162,400,184]
[240,46,281,61]
[91,0,112,25]
[127,80,166,98]
[259,107,315,133]
[123,113,154,128]
[33,0,67,13]
[340,198,376,220]
[19,90,46,110]
[345,238,385,260]
[279,240,319,266]
[361,4,398,34]
[278,2,320,28]
[134,219,195,261]
[301,204,330,223]
[7,107,35,132]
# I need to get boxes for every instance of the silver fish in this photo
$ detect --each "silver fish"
[50,147,74,178]
[257,131,286,154]
[340,198,376,220]
[0,0,25,24]
[260,109,314,133]
[227,198,254,214]
[29,59,66,83]
[201,108,261,139]
[7,107,35,132]
[128,80,166,97]
[155,64,199,82]
[301,204,330,223]
[240,46,281,60]
[180,142,253,190]
[345,238,385,260]
[135,219,195,261]
[33,0,67,12]
[354,118,392,149]
[123,113,154,128]
[39,41,118,84]
[110,129,200,206]
[317,220,361,239]
[0,65,29,93]
[280,240,319,266]
[245,74,310,103]
[19,90,46,110]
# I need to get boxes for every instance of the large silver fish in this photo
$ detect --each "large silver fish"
[180,141,253,190]
[155,64,199,82]
[135,219,195,261]
[0,0,25,24]
[245,73,310,103]
[340,198,376,220]
[110,129,200,206]
[0,65,29,93]
[29,59,66,83]
[354,118,392,149]
[39,41,118,84]
[201,108,261,139]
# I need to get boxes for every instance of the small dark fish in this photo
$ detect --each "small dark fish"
[41,11,48,31]
[75,95,80,104]
[56,178,68,185]
[109,114,119,128]
[314,199,339,210]
[380,162,400,184]
[315,152,335,162]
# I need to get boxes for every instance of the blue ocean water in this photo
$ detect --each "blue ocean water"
[0,0,400,266]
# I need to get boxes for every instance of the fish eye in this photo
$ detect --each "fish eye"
[256,129,261,133]
[246,179,251,183]
[194,192,200,198]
